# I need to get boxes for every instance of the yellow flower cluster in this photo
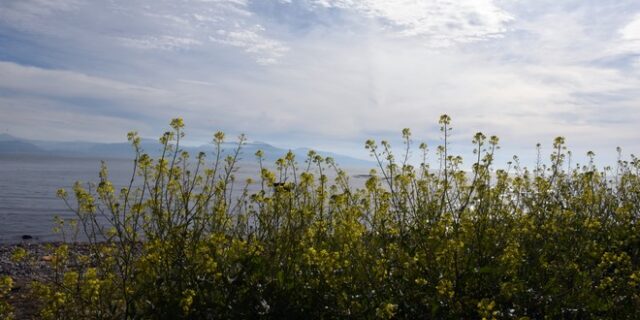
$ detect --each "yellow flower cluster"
[24,117,640,319]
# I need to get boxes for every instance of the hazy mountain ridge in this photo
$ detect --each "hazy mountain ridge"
[0,134,373,167]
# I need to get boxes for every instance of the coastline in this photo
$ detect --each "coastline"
[0,242,91,319]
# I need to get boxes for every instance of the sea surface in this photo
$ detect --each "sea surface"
[0,155,137,243]
[0,154,370,243]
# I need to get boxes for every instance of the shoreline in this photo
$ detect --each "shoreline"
[1,242,91,319]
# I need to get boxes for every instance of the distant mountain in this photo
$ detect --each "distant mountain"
[0,134,373,167]
[293,147,368,167]
[0,140,44,154]
[0,133,18,142]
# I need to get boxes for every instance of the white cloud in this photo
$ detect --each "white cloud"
[211,27,289,65]
[616,13,640,57]
[119,36,203,51]
[109,0,289,63]
[0,97,146,143]
[0,61,168,103]
[0,0,289,65]
[312,0,513,46]
[0,0,81,21]
[621,14,640,41]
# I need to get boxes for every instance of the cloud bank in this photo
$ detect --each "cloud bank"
[0,0,639,164]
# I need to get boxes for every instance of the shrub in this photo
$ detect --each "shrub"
[32,116,640,319]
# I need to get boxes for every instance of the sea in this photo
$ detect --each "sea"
[0,154,370,243]
[0,154,137,243]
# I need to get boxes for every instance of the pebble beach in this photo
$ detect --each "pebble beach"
[1,242,91,319]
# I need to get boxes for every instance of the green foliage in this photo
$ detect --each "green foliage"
[0,275,14,319]
[33,116,640,319]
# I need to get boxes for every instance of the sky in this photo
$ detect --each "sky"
[1,0,639,165]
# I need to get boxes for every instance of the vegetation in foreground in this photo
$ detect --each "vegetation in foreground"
[4,115,640,319]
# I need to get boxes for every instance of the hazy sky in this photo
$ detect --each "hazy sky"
[1,0,639,164]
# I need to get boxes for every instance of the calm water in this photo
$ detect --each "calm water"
[0,154,370,243]
[0,155,136,243]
